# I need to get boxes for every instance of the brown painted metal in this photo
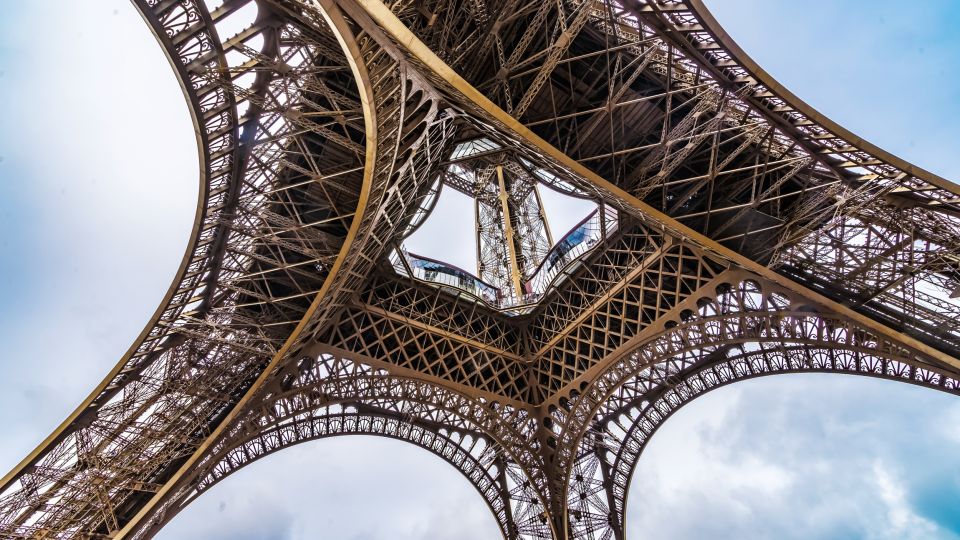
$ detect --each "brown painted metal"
[1,0,959,538]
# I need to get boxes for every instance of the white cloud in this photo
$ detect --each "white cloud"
[872,460,944,540]
[627,376,960,540]
[158,437,500,540]
[0,1,196,466]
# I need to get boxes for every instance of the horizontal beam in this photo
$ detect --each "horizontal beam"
[347,0,960,374]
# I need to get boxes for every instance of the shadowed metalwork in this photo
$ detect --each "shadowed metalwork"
[1,0,959,538]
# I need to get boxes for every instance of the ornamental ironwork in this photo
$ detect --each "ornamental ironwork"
[1,0,959,538]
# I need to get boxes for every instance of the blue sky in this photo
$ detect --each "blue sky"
[0,1,959,539]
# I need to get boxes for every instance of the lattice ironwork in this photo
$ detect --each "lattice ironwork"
[1,0,959,538]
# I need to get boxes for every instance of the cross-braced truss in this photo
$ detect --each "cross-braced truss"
[2,0,959,538]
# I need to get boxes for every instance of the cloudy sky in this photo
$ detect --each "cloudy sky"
[0,1,959,539]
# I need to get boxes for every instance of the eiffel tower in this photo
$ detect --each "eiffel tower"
[2,0,959,538]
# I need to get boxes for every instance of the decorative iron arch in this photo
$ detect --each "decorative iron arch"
[130,352,556,540]
[147,414,514,539]
[557,273,960,540]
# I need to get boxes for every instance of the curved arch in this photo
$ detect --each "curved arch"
[598,372,960,539]
[0,0,238,494]
[159,433,506,539]
[0,1,374,536]
[181,415,512,537]
[136,353,555,540]
[689,0,959,196]
[559,274,960,539]
[582,348,960,540]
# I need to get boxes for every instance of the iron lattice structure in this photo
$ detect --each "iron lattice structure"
[2,0,960,538]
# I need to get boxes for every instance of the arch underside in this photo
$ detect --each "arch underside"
[0,0,458,535]
[561,275,960,540]
[134,274,960,540]
[0,0,371,534]
[402,0,960,358]
[134,352,553,540]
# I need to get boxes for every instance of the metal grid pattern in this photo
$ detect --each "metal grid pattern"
[0,1,368,535]
[1,0,959,538]
[557,273,960,539]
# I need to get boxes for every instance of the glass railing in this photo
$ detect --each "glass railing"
[392,205,618,313]
[391,250,501,304]
[519,205,619,304]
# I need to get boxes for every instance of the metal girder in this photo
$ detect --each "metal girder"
[556,271,960,539]
[1,1,366,535]
[131,351,550,540]
[2,0,960,538]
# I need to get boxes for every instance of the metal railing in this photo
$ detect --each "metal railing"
[522,205,619,302]
[391,250,501,304]
[392,205,618,313]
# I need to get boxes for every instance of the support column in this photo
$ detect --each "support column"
[596,445,624,540]
[496,457,520,540]
[497,164,525,298]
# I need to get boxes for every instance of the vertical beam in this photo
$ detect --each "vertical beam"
[497,164,525,297]
[532,184,555,247]
[595,447,624,540]
[496,457,520,540]
[476,197,484,277]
